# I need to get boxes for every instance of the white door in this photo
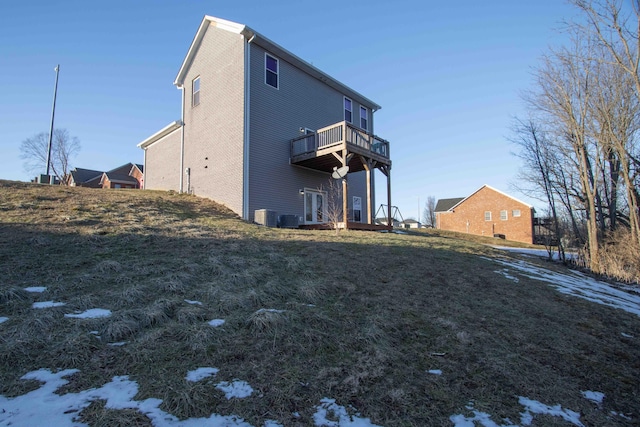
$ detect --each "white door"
[304,190,326,224]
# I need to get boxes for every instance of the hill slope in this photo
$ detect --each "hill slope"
[0,181,638,426]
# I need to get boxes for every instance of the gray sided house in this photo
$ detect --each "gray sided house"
[138,16,392,228]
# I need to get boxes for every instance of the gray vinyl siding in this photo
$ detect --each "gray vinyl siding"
[144,128,181,191]
[247,43,371,222]
[181,23,245,215]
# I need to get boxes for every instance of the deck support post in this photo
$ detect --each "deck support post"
[359,156,376,225]
[380,165,392,230]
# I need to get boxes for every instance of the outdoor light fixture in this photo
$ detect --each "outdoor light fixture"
[299,189,304,195]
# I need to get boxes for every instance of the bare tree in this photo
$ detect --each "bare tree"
[422,196,436,227]
[20,129,80,184]
[322,178,344,234]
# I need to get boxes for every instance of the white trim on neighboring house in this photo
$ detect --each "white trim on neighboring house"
[180,87,186,193]
[447,184,533,212]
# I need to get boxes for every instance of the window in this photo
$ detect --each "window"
[360,106,368,130]
[192,76,200,106]
[344,97,352,123]
[512,209,521,217]
[265,54,278,89]
[500,210,508,220]
[484,211,492,221]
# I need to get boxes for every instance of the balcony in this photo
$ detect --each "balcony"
[290,121,391,173]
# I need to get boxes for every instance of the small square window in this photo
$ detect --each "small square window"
[484,211,492,221]
[265,54,278,89]
[344,97,352,123]
[360,106,368,130]
[512,209,521,217]
[500,210,508,220]
[192,76,200,107]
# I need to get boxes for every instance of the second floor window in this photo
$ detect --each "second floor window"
[192,76,200,107]
[360,106,368,130]
[344,97,352,123]
[265,54,279,89]
[500,210,508,220]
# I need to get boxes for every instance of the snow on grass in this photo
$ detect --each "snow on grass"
[255,308,285,313]
[581,390,604,404]
[208,319,225,327]
[494,268,519,283]
[64,308,112,319]
[427,369,442,375]
[0,317,8,324]
[313,398,382,427]
[488,257,640,317]
[185,367,219,382]
[0,369,271,427]
[215,380,253,399]
[24,286,46,293]
[32,301,65,309]
[184,299,203,305]
[492,246,577,261]
[107,342,127,347]
[450,398,585,427]
[621,332,633,338]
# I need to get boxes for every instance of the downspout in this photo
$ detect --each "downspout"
[179,85,185,193]
[142,148,147,189]
[242,33,256,220]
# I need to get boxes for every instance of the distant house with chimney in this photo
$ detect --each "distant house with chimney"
[435,185,534,244]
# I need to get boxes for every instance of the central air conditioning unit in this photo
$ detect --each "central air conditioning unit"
[254,209,277,227]
[278,214,299,228]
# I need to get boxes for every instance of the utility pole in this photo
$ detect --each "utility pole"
[45,65,60,185]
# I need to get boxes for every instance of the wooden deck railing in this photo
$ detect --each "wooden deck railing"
[290,121,390,159]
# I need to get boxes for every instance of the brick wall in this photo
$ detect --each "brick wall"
[437,186,534,244]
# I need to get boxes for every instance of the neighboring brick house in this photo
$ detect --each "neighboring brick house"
[68,164,143,189]
[138,16,393,228]
[435,185,535,244]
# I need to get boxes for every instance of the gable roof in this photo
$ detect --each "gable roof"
[174,15,381,111]
[439,185,533,212]
[435,197,465,212]
[70,168,103,185]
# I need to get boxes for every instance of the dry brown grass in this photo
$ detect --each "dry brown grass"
[0,180,639,426]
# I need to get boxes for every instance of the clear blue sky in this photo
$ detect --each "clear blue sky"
[0,0,579,219]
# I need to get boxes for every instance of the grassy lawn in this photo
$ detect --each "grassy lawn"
[0,180,638,426]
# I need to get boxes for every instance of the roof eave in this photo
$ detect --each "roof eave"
[138,121,183,149]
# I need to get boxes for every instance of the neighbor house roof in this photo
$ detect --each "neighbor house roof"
[70,168,103,185]
[174,15,382,111]
[435,197,465,212]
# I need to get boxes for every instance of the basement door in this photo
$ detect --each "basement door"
[304,190,326,224]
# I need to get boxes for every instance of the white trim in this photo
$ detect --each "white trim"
[179,87,185,193]
[344,96,353,123]
[243,36,253,220]
[265,52,279,89]
[137,120,182,149]
[449,184,533,211]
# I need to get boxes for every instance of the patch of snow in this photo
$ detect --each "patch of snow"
[32,301,65,309]
[313,398,382,427]
[610,411,633,420]
[621,332,633,338]
[256,308,285,313]
[208,319,225,327]
[184,299,202,305]
[292,412,301,418]
[451,398,584,427]
[519,397,584,426]
[427,369,442,375]
[64,308,112,319]
[216,380,254,399]
[581,390,604,403]
[24,286,47,293]
[89,331,99,335]
[494,268,519,283]
[487,257,640,317]
[107,342,127,347]
[263,421,283,427]
[185,367,219,382]
[0,317,8,324]
[0,368,259,427]
[492,246,577,261]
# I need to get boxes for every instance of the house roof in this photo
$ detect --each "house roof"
[434,197,465,212]
[401,219,420,224]
[438,185,533,212]
[174,15,382,112]
[70,168,103,184]
[100,171,139,186]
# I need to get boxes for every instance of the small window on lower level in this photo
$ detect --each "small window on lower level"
[500,210,508,220]
[512,209,521,217]
[484,211,492,221]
